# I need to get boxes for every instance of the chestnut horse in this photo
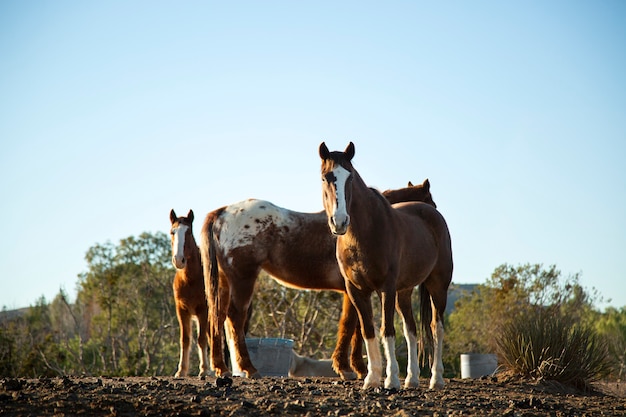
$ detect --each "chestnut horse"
[200,180,436,380]
[169,209,210,377]
[319,142,453,390]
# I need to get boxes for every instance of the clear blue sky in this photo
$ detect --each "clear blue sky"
[1,1,625,311]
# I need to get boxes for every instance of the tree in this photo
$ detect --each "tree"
[74,231,177,376]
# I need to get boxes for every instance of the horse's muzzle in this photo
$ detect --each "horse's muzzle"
[172,256,186,269]
[330,216,350,235]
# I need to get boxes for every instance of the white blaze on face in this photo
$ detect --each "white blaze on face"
[172,224,189,269]
[330,165,351,234]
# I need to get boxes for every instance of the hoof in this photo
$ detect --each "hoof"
[384,378,401,390]
[339,370,357,381]
[352,364,368,379]
[362,374,382,390]
[216,370,232,378]
[247,371,262,379]
[429,378,445,390]
[404,377,419,389]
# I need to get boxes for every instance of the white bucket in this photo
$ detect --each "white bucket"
[230,338,294,377]
[460,353,497,379]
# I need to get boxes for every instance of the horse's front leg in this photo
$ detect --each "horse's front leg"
[349,319,366,378]
[175,308,191,377]
[396,289,419,388]
[346,282,381,389]
[381,289,401,390]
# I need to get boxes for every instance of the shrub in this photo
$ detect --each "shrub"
[496,308,613,390]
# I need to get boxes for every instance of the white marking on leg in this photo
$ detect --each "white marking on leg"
[363,338,382,389]
[172,224,189,269]
[175,344,188,377]
[224,321,241,376]
[383,336,401,389]
[429,320,445,389]
[403,322,420,388]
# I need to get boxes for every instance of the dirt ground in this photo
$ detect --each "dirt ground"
[1,374,624,417]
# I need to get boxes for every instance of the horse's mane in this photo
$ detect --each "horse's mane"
[369,187,391,206]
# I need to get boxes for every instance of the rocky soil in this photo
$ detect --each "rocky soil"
[1,375,624,416]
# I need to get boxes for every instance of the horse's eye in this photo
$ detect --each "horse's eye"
[170,229,175,236]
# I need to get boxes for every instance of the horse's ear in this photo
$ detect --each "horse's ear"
[345,142,355,160]
[187,209,194,223]
[423,178,430,191]
[407,181,414,187]
[319,142,330,159]
[170,209,177,224]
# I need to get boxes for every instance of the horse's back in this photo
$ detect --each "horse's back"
[392,201,450,241]
[209,198,344,290]
[392,201,453,284]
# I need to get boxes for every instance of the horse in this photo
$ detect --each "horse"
[200,180,437,380]
[289,351,338,377]
[318,142,453,390]
[169,209,210,377]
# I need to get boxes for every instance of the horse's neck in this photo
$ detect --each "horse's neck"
[348,173,393,239]
[184,238,203,280]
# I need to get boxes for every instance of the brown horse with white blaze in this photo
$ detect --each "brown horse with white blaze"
[170,209,210,377]
[200,180,437,380]
[319,142,453,390]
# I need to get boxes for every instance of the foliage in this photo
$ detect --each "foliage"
[446,264,593,359]
[496,307,612,389]
[0,232,177,377]
[2,248,624,383]
[446,263,620,384]
[588,306,626,380]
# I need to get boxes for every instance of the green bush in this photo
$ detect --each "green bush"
[496,308,613,390]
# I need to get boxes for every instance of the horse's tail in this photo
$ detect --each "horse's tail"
[200,208,224,344]
[419,284,434,366]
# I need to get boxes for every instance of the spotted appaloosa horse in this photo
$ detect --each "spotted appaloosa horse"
[200,180,436,380]
[319,142,453,390]
[169,209,210,377]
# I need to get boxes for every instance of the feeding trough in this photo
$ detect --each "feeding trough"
[460,353,498,379]
[230,338,294,377]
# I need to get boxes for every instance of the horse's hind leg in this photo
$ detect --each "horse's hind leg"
[196,309,211,377]
[332,294,360,380]
[396,289,419,388]
[210,283,232,377]
[423,278,449,390]
[380,289,401,390]
[429,294,446,390]
[225,275,260,378]
[175,307,191,377]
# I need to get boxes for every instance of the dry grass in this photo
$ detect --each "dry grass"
[495,308,614,390]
